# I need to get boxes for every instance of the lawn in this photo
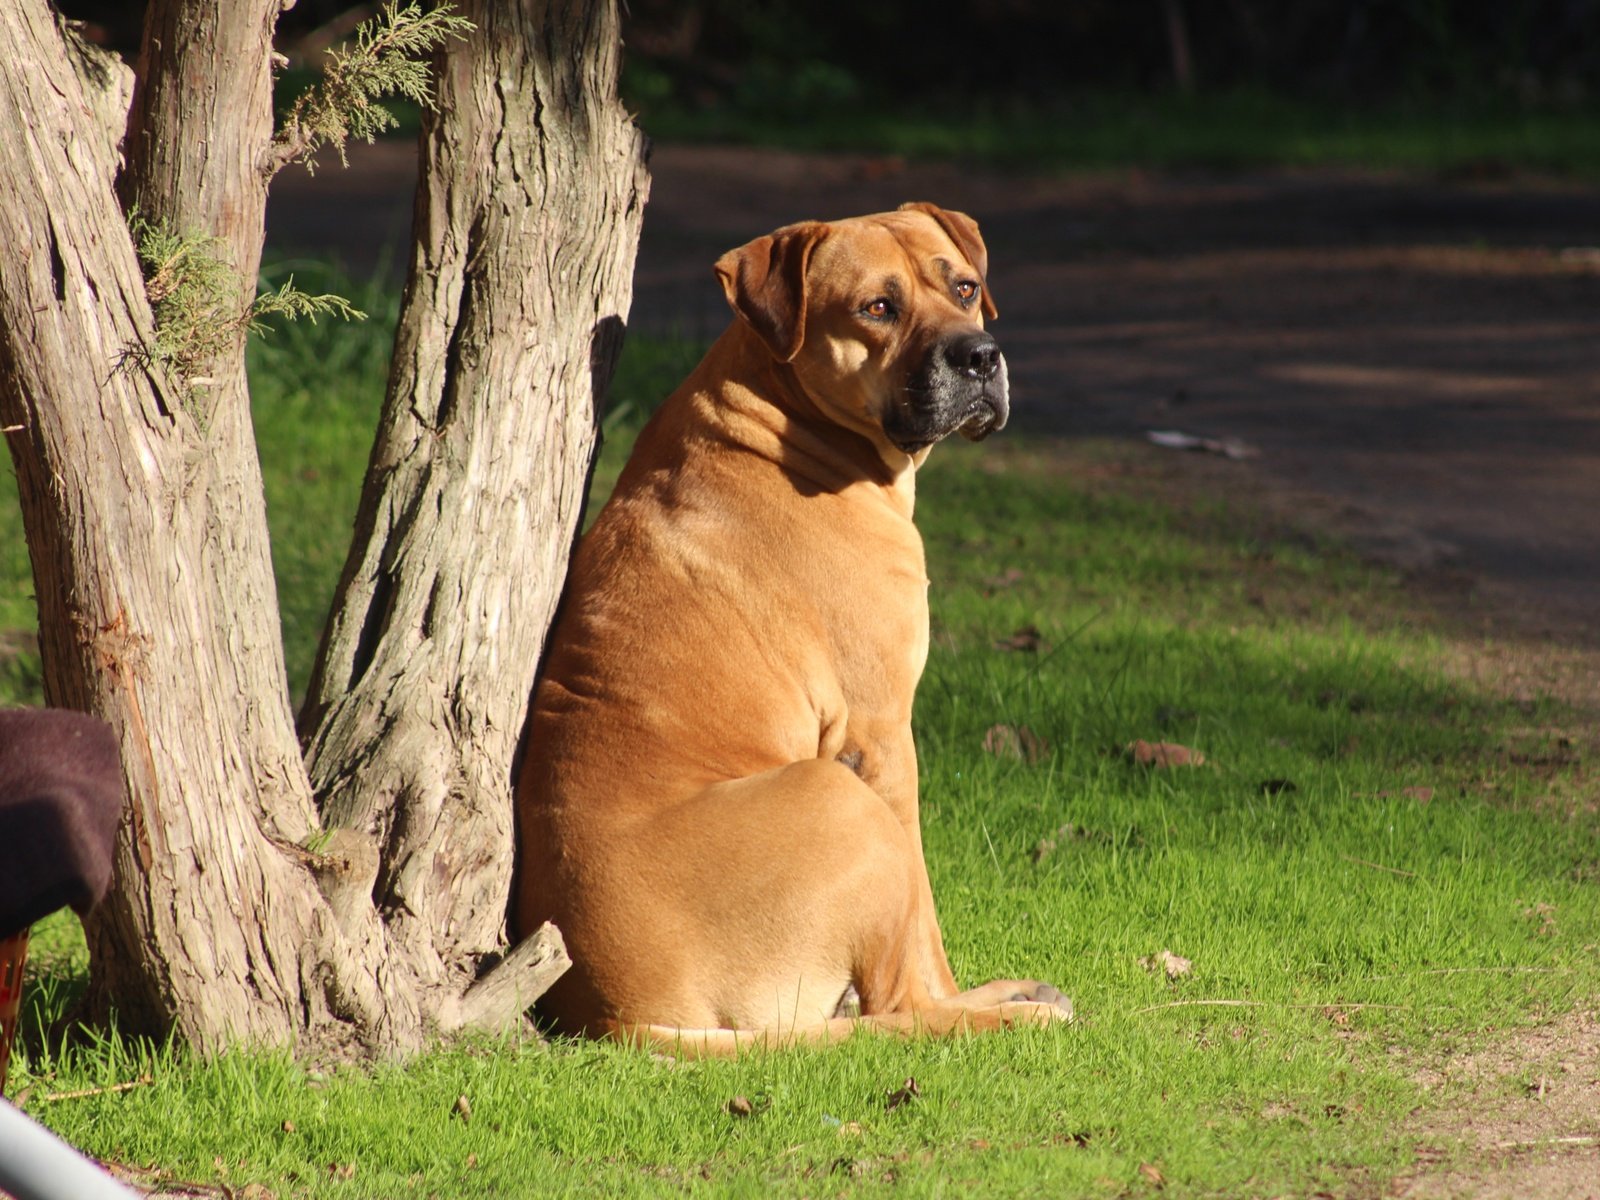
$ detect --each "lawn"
[4,286,1597,1198]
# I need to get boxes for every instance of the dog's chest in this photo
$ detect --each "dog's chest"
[811,516,929,719]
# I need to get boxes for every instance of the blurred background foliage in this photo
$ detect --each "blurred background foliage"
[53,1,1600,174]
[616,0,1598,114]
[59,0,1599,116]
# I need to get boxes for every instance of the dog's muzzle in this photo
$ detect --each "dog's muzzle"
[887,330,1011,453]
[952,331,1010,443]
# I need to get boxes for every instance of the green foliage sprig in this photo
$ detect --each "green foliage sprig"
[274,2,473,174]
[121,211,365,405]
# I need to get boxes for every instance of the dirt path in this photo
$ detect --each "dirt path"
[270,142,1600,650]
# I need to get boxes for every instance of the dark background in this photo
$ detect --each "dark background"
[59,1,1600,115]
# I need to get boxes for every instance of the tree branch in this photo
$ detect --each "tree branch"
[439,923,570,1034]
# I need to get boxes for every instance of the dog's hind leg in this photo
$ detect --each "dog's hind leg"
[557,757,930,1035]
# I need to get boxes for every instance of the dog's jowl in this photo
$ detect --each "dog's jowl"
[514,203,1072,1053]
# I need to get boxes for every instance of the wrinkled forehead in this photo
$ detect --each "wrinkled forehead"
[805,212,970,300]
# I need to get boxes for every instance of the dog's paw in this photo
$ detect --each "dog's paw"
[1006,982,1074,1019]
[995,999,1074,1028]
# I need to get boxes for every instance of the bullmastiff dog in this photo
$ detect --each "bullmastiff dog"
[514,203,1072,1052]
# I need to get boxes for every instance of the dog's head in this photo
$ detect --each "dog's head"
[714,203,1008,457]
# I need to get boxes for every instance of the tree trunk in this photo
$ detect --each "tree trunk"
[118,0,317,846]
[0,0,331,1049]
[0,0,643,1054]
[299,0,649,991]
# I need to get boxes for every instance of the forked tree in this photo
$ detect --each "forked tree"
[0,0,648,1053]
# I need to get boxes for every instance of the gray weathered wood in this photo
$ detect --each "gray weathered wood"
[440,922,571,1035]
[300,0,649,996]
[0,0,335,1050]
[0,0,644,1053]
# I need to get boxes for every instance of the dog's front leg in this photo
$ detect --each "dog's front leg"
[844,723,960,1001]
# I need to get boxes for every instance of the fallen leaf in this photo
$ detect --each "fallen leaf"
[465,1153,479,1169]
[993,624,1046,653]
[1138,949,1193,979]
[1523,902,1558,936]
[727,1095,754,1117]
[1138,1160,1166,1187]
[984,724,1050,764]
[239,1186,276,1200]
[838,1120,864,1138]
[453,1094,472,1123]
[1322,1006,1352,1028]
[280,1120,296,1133]
[885,1076,922,1111]
[327,1163,356,1180]
[1401,786,1434,804]
[1127,739,1205,768]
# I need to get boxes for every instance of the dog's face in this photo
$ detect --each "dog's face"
[715,203,1009,457]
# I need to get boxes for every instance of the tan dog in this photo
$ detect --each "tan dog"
[514,203,1071,1053]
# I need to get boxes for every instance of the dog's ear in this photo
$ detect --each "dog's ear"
[714,222,828,362]
[898,202,998,320]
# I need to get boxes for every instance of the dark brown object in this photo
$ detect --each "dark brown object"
[0,709,123,938]
[0,708,123,1092]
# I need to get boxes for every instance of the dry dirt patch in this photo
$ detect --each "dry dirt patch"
[1395,1006,1600,1200]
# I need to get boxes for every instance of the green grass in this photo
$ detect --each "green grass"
[6,288,1599,1197]
[633,88,1600,178]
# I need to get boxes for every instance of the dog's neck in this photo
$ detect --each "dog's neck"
[693,323,921,518]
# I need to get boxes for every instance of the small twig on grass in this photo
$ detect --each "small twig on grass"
[101,1160,231,1197]
[1132,1000,1410,1015]
[39,1074,154,1103]
[1340,853,1419,879]
[1493,1134,1599,1150]
[1364,965,1561,982]
[979,820,1004,877]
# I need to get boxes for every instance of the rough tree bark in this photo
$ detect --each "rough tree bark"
[0,0,645,1053]
[0,0,330,1049]
[115,0,316,846]
[299,0,649,1014]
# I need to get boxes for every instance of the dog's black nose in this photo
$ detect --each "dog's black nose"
[945,332,1001,381]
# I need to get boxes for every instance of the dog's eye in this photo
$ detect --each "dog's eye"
[954,281,980,305]
[861,298,895,320]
